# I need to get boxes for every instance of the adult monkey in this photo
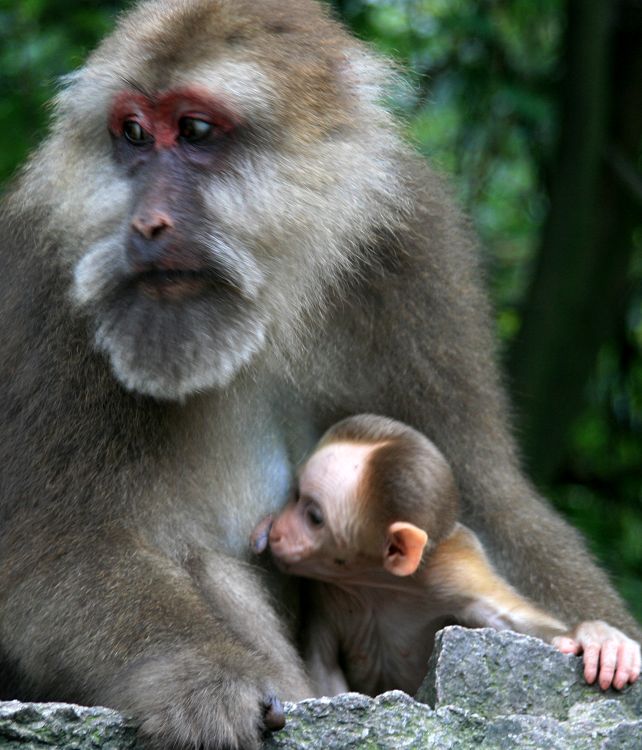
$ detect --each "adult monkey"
[0,0,639,747]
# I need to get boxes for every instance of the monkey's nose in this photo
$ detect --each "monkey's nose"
[131,209,174,240]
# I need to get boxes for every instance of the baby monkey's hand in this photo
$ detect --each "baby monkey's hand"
[553,620,641,690]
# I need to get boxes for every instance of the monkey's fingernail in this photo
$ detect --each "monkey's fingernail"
[263,694,286,731]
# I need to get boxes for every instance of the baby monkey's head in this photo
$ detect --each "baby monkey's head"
[254,415,459,581]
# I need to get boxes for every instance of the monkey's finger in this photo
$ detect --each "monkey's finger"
[552,636,581,654]
[614,641,641,689]
[631,643,641,683]
[613,642,635,690]
[582,642,601,684]
[597,640,619,690]
[262,694,286,732]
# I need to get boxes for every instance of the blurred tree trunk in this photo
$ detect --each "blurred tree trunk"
[509,0,642,486]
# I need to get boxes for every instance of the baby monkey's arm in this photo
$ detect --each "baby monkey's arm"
[425,523,567,641]
[424,524,640,689]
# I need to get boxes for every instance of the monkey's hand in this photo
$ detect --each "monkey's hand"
[111,645,287,750]
[552,620,641,690]
[7,540,306,750]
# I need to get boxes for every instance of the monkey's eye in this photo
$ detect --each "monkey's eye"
[123,120,153,145]
[305,503,324,528]
[178,117,215,143]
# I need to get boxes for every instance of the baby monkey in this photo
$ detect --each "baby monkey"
[252,415,640,697]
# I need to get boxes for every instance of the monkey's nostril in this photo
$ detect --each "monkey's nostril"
[131,209,174,240]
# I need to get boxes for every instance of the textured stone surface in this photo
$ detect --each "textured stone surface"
[417,626,642,720]
[0,700,137,748]
[264,692,642,750]
[1,627,640,748]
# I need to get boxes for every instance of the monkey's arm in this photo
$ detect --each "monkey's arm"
[249,519,348,697]
[424,525,640,689]
[424,524,568,642]
[1,529,305,749]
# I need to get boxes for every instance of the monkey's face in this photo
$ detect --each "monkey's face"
[268,442,382,580]
[71,86,272,399]
[267,492,329,574]
[36,1,407,400]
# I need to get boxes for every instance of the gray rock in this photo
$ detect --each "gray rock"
[0,700,137,748]
[265,691,448,750]
[417,625,642,720]
[1,627,640,748]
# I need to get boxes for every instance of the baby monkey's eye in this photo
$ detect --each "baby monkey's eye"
[306,503,324,528]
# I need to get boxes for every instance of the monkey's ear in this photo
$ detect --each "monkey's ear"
[383,522,428,577]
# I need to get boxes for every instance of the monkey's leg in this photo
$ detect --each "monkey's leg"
[302,597,349,698]
[1,534,308,750]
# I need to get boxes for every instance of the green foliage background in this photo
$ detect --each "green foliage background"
[1,0,641,621]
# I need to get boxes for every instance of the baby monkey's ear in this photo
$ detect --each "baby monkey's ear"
[383,522,428,576]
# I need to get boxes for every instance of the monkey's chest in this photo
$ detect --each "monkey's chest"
[155,384,318,559]
[335,591,446,696]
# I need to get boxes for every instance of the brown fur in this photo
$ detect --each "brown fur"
[298,523,568,696]
[324,414,460,545]
[265,420,635,696]
[0,0,639,748]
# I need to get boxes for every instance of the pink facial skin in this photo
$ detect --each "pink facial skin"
[108,87,238,149]
[106,86,244,303]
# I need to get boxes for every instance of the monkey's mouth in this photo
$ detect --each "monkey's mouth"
[135,268,210,301]
[131,265,246,303]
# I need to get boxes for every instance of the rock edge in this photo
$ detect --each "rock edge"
[1,627,640,749]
